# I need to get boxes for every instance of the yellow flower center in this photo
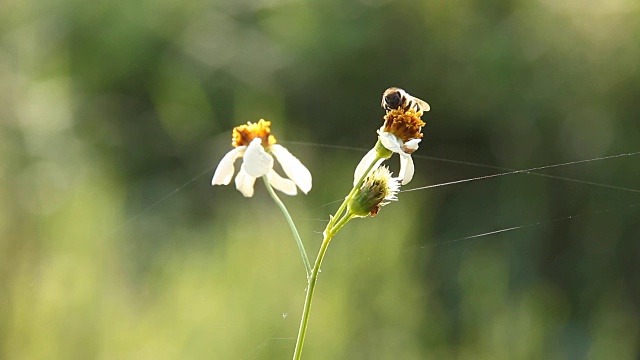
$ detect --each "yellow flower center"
[231,119,277,148]
[382,109,426,143]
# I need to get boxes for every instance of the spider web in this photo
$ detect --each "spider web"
[231,143,639,359]
[105,140,639,359]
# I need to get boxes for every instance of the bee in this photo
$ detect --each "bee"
[381,87,430,114]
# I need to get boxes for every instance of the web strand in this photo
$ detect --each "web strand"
[301,146,640,214]
[107,165,216,236]
[402,151,640,193]
[110,141,639,238]
[284,141,640,195]
[425,202,640,248]
[322,202,640,271]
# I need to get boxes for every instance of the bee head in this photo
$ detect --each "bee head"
[382,88,403,111]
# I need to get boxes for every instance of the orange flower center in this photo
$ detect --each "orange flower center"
[231,119,277,148]
[382,109,426,143]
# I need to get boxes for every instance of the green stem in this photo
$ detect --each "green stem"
[292,152,383,359]
[262,176,312,278]
[292,213,354,360]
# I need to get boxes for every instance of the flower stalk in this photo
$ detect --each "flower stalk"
[262,176,312,278]
[292,212,354,360]
[292,152,383,359]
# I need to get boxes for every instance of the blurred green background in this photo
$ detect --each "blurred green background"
[1,0,639,358]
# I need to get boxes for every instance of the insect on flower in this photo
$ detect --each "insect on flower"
[354,87,429,186]
[381,87,430,115]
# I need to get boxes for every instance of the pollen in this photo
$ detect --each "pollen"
[382,109,426,143]
[231,119,277,147]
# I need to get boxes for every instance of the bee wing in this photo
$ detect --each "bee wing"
[414,97,430,112]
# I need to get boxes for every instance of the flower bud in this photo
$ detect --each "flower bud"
[348,166,400,217]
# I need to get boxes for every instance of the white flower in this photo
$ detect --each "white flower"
[353,129,421,186]
[353,107,426,186]
[212,120,312,197]
[377,129,420,185]
[353,147,383,186]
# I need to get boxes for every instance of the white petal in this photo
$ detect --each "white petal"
[399,154,415,185]
[378,131,404,154]
[234,165,257,197]
[243,138,274,178]
[353,148,382,186]
[212,147,246,185]
[270,144,312,194]
[267,169,298,196]
[403,138,421,152]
